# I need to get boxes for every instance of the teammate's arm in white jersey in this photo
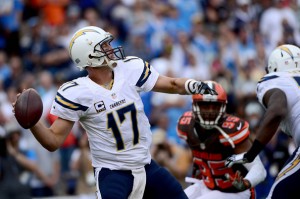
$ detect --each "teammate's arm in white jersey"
[244,88,287,161]
[226,88,288,166]
[254,89,287,144]
[225,43,300,168]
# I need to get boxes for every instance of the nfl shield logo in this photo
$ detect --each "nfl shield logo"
[111,93,117,99]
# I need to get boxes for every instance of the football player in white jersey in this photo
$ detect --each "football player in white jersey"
[13,26,217,199]
[225,44,300,199]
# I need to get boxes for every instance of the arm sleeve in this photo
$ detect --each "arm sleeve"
[257,75,282,106]
[129,58,159,92]
[244,156,267,188]
[50,82,91,121]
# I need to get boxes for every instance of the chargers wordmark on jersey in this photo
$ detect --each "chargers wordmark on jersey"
[110,99,126,109]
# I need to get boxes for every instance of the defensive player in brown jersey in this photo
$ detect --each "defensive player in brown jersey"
[177,81,266,199]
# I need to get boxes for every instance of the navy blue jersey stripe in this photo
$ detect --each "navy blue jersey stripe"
[55,92,88,111]
[293,76,300,86]
[136,61,152,87]
[258,75,279,83]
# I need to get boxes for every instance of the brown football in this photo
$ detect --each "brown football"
[15,88,43,129]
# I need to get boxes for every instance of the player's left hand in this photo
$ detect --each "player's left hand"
[196,81,218,95]
[225,153,248,168]
[225,171,251,191]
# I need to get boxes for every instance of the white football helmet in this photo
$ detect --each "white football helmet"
[266,44,300,74]
[68,26,125,70]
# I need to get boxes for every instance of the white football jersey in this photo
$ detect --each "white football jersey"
[257,69,300,146]
[50,56,159,170]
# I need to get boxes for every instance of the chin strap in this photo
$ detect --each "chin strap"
[86,55,117,70]
[213,125,235,148]
[103,57,117,69]
[108,60,117,68]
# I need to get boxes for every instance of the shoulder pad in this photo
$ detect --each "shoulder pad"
[123,56,141,63]
[219,115,250,146]
[119,57,155,88]
[258,74,279,84]
[55,79,91,111]
[177,111,193,140]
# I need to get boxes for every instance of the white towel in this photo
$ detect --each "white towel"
[94,167,146,199]
[128,167,147,199]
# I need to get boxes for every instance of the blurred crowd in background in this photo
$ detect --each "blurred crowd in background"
[0,0,299,198]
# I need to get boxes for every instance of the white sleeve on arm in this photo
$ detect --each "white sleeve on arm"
[244,156,267,188]
[50,81,91,121]
[127,58,159,92]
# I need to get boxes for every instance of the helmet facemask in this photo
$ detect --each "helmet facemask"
[192,81,227,129]
[193,101,226,129]
[90,35,125,69]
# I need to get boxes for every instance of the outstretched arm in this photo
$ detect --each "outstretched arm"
[152,75,217,95]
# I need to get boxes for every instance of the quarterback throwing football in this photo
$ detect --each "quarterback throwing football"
[13,26,217,199]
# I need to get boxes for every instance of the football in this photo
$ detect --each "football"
[15,88,43,129]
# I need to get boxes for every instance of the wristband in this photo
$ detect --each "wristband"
[244,139,265,162]
[185,79,198,94]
